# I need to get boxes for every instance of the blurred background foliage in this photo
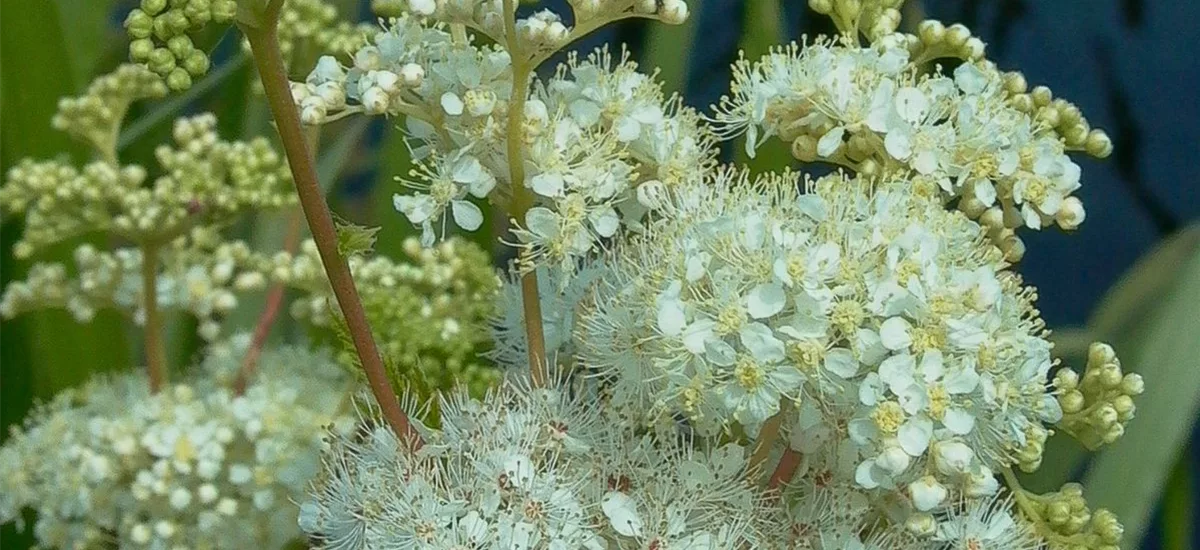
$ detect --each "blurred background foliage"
[1,0,1196,548]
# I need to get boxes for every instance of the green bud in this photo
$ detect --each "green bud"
[141,0,168,16]
[183,51,210,77]
[126,10,155,39]
[165,10,191,34]
[1120,373,1144,395]
[129,39,156,62]
[167,68,193,91]
[167,35,194,58]
[148,47,177,75]
[212,0,237,22]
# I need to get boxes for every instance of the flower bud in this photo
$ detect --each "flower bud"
[659,0,689,25]
[399,63,425,87]
[1055,196,1086,230]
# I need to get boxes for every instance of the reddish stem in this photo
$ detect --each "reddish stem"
[242,12,420,446]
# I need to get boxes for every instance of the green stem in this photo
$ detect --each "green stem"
[141,243,167,393]
[502,0,549,387]
[240,4,420,445]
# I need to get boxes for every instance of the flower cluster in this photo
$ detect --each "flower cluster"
[1054,342,1144,452]
[124,0,236,90]
[0,344,355,549]
[293,8,710,275]
[299,374,779,549]
[0,111,295,256]
[268,236,502,396]
[0,231,266,341]
[577,170,1064,491]
[713,30,1111,260]
[51,64,167,156]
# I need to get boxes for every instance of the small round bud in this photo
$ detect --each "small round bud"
[1000,234,1026,263]
[126,10,155,38]
[407,0,437,15]
[167,35,194,58]
[1004,72,1028,94]
[905,513,937,537]
[837,0,862,20]
[361,87,390,115]
[129,39,156,62]
[1031,85,1054,107]
[399,63,425,87]
[945,24,971,48]
[1059,390,1085,414]
[1055,196,1086,230]
[809,0,834,15]
[141,0,168,16]
[1086,129,1114,158]
[1055,368,1080,390]
[1088,342,1117,368]
[918,20,946,45]
[1120,373,1144,395]
[183,51,210,77]
[659,0,689,25]
[791,135,819,162]
[962,37,986,59]
[166,68,192,91]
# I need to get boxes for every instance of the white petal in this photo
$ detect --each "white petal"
[942,408,976,435]
[880,317,913,351]
[524,207,559,239]
[909,477,948,511]
[657,298,687,337]
[855,460,883,489]
[817,126,845,157]
[878,353,916,392]
[824,348,858,378]
[530,173,565,197]
[589,207,619,237]
[898,416,933,456]
[894,87,929,123]
[682,319,715,354]
[451,200,483,231]
[745,282,786,319]
[739,323,785,363]
[440,92,464,115]
[601,492,643,537]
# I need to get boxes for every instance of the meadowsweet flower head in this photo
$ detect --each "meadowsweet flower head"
[0,344,354,549]
[712,29,1112,261]
[575,169,1070,496]
[300,373,777,549]
[295,14,713,276]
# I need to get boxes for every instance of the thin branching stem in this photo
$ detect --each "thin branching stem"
[502,0,549,387]
[141,242,168,393]
[234,208,304,395]
[241,6,420,446]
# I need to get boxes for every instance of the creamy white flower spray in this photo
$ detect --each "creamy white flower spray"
[0,0,1147,548]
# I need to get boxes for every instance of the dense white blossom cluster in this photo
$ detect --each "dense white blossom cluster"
[292,9,710,274]
[577,170,1063,489]
[0,344,355,549]
[293,0,1138,548]
[3,0,1143,549]
[299,375,780,549]
[713,34,1112,260]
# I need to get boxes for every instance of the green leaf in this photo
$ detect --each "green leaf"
[1080,225,1200,546]
[53,0,119,87]
[335,217,381,258]
[1,3,130,546]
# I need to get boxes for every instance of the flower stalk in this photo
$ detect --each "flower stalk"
[502,0,549,387]
[240,0,419,444]
[140,242,167,393]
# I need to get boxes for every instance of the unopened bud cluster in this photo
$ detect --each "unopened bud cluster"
[52,64,167,154]
[1,109,294,255]
[1055,342,1144,451]
[1019,483,1125,550]
[266,237,500,396]
[124,0,236,90]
